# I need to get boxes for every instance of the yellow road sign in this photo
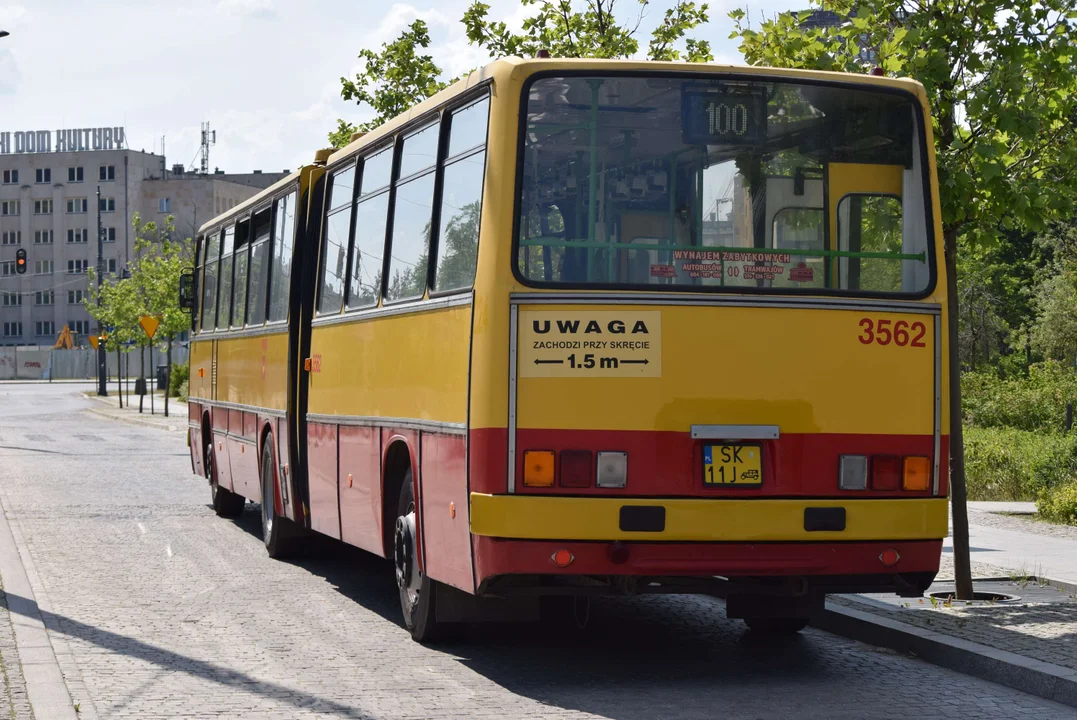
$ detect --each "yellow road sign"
[88,335,100,350]
[139,315,160,340]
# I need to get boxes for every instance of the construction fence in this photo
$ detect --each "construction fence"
[0,346,190,381]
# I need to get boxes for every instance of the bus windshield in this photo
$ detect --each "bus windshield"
[516,75,933,295]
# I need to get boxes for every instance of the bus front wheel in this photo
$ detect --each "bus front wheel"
[207,441,244,518]
[260,438,300,558]
[393,471,457,643]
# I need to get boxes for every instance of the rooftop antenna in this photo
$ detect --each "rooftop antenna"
[199,122,216,175]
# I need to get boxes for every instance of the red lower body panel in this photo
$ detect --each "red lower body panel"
[473,536,942,585]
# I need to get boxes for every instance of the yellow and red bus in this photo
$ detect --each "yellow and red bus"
[183,57,948,642]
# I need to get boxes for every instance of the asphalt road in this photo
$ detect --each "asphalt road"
[0,383,1070,719]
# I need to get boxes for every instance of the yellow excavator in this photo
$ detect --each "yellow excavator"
[53,325,74,350]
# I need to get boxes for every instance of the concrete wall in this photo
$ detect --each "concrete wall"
[0,346,190,380]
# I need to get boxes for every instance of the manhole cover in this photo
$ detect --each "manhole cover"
[928,590,1020,603]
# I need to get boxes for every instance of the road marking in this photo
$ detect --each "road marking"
[137,523,147,536]
[165,544,173,559]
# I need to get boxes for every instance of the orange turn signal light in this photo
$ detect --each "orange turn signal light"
[523,450,555,487]
[903,456,931,491]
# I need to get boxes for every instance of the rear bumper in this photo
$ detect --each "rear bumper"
[469,493,948,542]
[473,537,943,589]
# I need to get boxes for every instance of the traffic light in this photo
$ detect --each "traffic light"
[14,248,25,275]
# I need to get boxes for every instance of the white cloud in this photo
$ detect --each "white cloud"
[216,0,276,20]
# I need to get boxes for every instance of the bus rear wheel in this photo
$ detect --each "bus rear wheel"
[743,617,810,635]
[393,471,458,643]
[206,441,244,518]
[260,438,299,558]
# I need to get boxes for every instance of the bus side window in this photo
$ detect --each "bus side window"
[246,208,272,326]
[348,147,392,310]
[267,192,296,323]
[385,123,438,302]
[837,194,903,292]
[433,97,489,293]
[193,234,204,333]
[216,227,235,329]
[319,162,357,315]
[231,217,252,329]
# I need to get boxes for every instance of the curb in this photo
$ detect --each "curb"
[84,406,185,433]
[816,600,1077,708]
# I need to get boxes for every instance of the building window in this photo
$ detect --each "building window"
[67,229,88,244]
[1,170,17,184]
[67,198,87,214]
[33,230,52,245]
[67,290,86,304]
[2,231,20,245]
[72,320,90,335]
[34,291,53,306]
[1,201,20,216]
[100,197,115,213]
[0,261,15,276]
[99,165,115,182]
[107,258,117,274]
[1,293,21,307]
[68,167,84,183]
[3,322,22,338]
[33,199,53,215]
[103,227,116,242]
[35,321,55,337]
[34,261,53,275]
[67,260,87,274]
[35,168,51,184]
[158,198,171,213]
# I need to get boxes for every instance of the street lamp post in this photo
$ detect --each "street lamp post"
[96,186,107,396]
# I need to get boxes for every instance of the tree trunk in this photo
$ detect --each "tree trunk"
[115,347,122,408]
[139,344,145,413]
[165,335,172,419]
[945,226,974,600]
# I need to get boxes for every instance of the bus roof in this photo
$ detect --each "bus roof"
[326,56,929,167]
[196,167,305,236]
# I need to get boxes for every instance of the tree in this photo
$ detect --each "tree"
[332,1,713,145]
[730,0,1077,598]
[84,269,141,408]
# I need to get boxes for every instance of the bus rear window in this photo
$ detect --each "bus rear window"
[516,76,933,295]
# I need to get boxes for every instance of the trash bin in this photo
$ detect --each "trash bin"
[134,377,147,396]
[156,364,168,391]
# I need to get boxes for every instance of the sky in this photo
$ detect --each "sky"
[0,0,789,174]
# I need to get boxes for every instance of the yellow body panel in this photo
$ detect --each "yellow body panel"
[516,304,936,434]
[189,337,213,403]
[470,493,948,542]
[307,303,471,423]
[215,331,289,410]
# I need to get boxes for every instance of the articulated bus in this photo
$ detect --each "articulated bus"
[184,57,948,642]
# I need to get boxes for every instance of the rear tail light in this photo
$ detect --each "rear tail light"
[560,450,593,487]
[871,455,901,490]
[839,455,868,490]
[596,451,628,488]
[903,456,931,491]
[522,450,555,487]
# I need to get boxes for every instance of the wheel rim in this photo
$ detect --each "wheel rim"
[394,503,420,610]
[206,445,217,502]
[261,449,273,540]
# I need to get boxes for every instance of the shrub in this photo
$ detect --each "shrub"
[964,426,1077,501]
[178,378,189,403]
[1037,482,1077,526]
[169,362,189,398]
[962,360,1077,432]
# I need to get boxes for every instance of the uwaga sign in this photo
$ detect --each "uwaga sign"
[0,127,126,155]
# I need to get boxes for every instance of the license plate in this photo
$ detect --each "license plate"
[703,444,762,486]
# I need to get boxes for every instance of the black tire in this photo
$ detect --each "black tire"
[207,440,245,518]
[743,617,810,635]
[260,438,299,558]
[393,470,459,643]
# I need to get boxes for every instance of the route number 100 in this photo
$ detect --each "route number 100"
[706,102,749,136]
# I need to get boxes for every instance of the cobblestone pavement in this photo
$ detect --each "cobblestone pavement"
[0,384,1073,719]
[965,506,1077,542]
[0,581,34,719]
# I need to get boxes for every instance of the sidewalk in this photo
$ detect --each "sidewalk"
[83,390,188,433]
[820,503,1077,708]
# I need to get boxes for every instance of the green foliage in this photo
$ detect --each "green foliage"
[962,361,1077,433]
[964,426,1077,501]
[169,362,189,398]
[1037,481,1077,526]
[334,2,713,144]
[730,0,1077,244]
[331,19,450,148]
